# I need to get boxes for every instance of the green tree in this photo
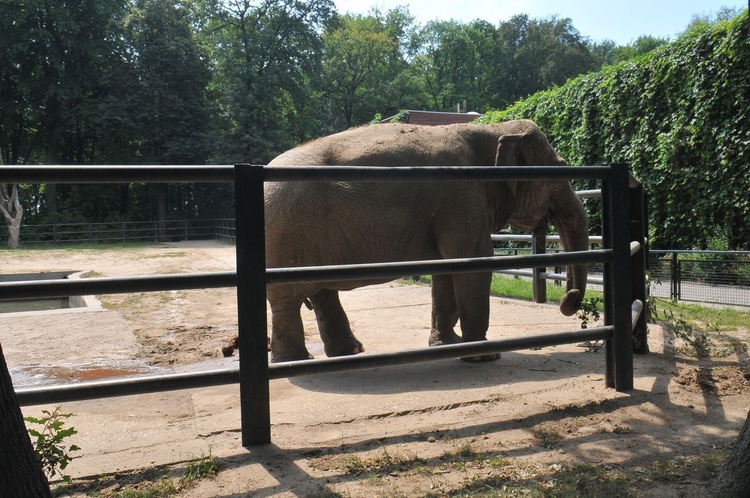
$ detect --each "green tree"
[412,20,502,113]
[323,14,399,128]
[496,14,598,108]
[0,0,128,219]
[209,0,335,164]
[123,0,212,165]
[611,35,669,62]
[119,0,214,224]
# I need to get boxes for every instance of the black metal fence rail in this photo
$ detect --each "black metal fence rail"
[1,163,646,448]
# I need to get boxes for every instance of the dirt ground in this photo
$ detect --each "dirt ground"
[2,241,749,497]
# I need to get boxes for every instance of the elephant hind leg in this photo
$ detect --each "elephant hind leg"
[309,289,364,357]
[269,297,313,363]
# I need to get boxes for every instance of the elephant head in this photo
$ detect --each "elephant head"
[492,123,589,316]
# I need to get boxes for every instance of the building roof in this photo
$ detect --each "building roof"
[380,110,482,126]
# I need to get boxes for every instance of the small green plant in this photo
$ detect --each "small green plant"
[531,427,562,449]
[650,297,713,356]
[454,441,476,459]
[183,451,218,482]
[343,454,365,474]
[487,454,509,469]
[392,109,410,123]
[24,406,81,482]
[577,295,602,329]
[576,296,603,352]
[115,476,178,498]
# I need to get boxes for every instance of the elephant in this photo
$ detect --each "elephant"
[252,119,589,362]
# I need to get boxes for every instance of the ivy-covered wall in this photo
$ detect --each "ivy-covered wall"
[481,12,749,250]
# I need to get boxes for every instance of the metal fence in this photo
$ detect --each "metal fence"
[9,219,748,309]
[0,163,646,448]
[0,218,237,244]
[490,245,750,308]
[649,250,750,307]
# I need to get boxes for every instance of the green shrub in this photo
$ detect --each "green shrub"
[24,406,81,483]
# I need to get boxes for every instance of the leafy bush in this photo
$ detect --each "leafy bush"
[481,11,750,250]
[24,406,81,482]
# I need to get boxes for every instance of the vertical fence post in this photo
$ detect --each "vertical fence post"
[234,164,271,446]
[669,252,680,301]
[602,163,634,391]
[630,183,649,354]
[602,171,614,386]
[532,227,547,303]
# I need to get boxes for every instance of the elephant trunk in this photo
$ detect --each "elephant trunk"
[551,184,589,316]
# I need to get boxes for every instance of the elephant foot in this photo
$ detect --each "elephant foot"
[429,329,461,347]
[325,338,365,358]
[461,352,501,362]
[271,349,314,363]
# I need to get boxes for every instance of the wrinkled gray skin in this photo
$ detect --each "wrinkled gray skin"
[263,120,588,362]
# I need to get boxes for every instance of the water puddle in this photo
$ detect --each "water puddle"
[10,360,168,388]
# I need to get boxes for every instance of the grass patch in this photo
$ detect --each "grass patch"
[423,462,636,497]
[650,452,724,483]
[651,297,750,332]
[1,242,159,253]
[531,427,563,449]
[53,452,218,498]
[405,274,604,308]
[444,441,480,470]
[490,275,570,303]
[405,275,750,333]
[133,251,188,260]
[336,444,425,476]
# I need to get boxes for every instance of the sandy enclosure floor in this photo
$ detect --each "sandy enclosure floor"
[1,241,749,497]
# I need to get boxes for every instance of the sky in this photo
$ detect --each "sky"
[333,0,748,45]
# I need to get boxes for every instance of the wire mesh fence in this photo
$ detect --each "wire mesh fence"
[649,251,750,308]
[492,245,750,308]
[0,218,234,244]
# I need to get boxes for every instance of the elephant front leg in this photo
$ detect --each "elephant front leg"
[453,272,500,362]
[309,289,364,357]
[269,297,313,363]
[429,274,461,346]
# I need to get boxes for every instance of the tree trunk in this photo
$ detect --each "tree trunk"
[7,215,21,249]
[0,342,52,497]
[712,410,750,497]
[0,183,24,249]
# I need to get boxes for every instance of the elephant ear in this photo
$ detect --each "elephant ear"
[494,133,526,196]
